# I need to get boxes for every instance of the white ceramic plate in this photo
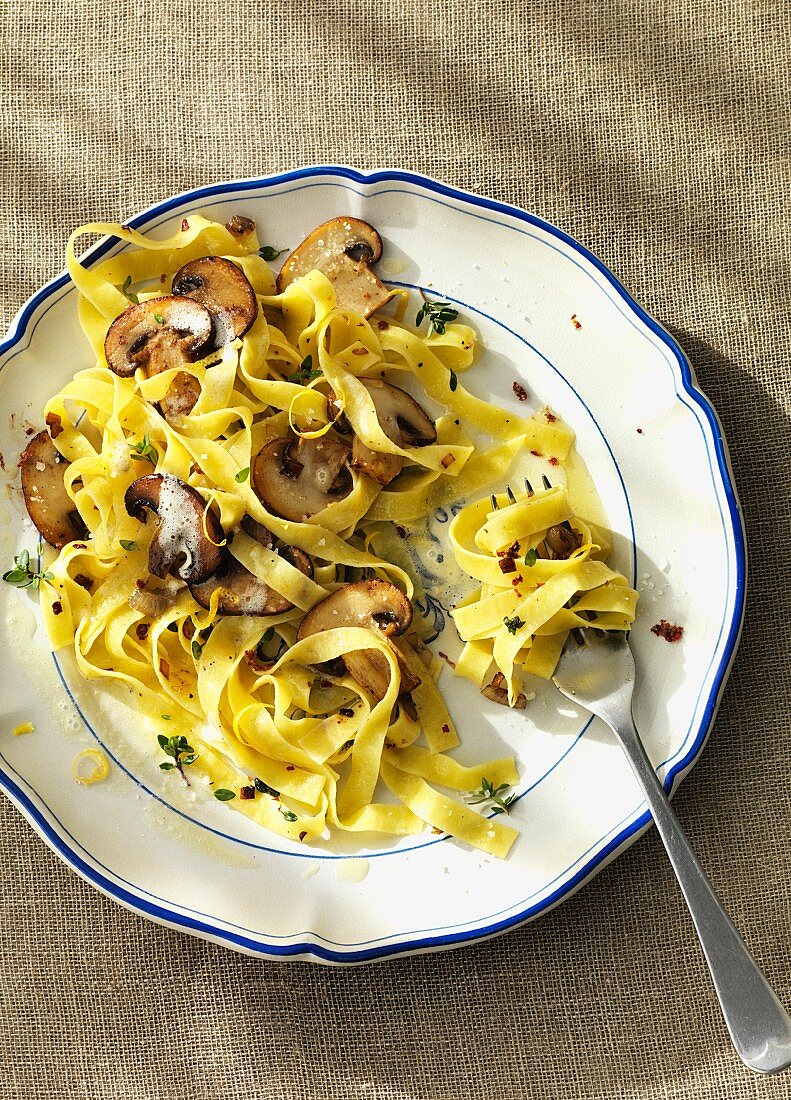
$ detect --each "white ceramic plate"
[0,167,745,963]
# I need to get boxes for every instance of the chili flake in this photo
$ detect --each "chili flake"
[512,381,528,402]
[651,619,684,643]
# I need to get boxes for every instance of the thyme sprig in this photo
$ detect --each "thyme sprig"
[2,544,54,590]
[415,291,459,336]
[258,245,289,261]
[286,354,321,384]
[467,777,516,816]
[158,734,199,783]
[130,433,159,466]
[121,275,139,305]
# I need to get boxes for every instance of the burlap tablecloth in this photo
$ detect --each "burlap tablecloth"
[1,2,788,1097]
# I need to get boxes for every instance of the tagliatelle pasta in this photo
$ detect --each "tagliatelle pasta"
[449,489,638,703]
[11,212,636,859]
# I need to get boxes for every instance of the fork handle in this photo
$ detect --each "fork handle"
[613,714,791,1074]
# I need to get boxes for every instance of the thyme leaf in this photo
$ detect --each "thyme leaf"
[130,433,159,466]
[2,543,54,590]
[254,777,280,797]
[286,355,321,384]
[415,293,459,336]
[467,776,516,816]
[258,245,289,261]
[121,275,139,305]
[503,614,526,634]
[158,734,199,783]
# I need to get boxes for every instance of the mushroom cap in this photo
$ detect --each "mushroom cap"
[19,430,88,548]
[172,256,258,349]
[251,435,352,522]
[296,580,419,700]
[190,519,314,616]
[124,473,225,584]
[104,296,213,379]
[276,217,391,318]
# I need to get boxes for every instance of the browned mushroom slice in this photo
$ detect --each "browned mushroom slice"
[124,473,225,584]
[276,217,392,318]
[172,256,258,349]
[104,296,213,422]
[545,523,582,559]
[225,214,256,238]
[338,380,437,487]
[190,519,314,616]
[19,430,88,548]
[296,580,420,701]
[350,439,403,486]
[104,297,212,379]
[481,672,527,709]
[251,435,352,522]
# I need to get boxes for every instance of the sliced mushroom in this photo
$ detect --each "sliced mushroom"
[276,217,392,318]
[350,438,402,486]
[124,473,225,584]
[104,296,212,379]
[225,214,256,238]
[296,580,420,701]
[104,296,213,422]
[172,256,258,349]
[545,523,582,559]
[481,672,527,709]
[190,518,313,616]
[251,435,352,522]
[19,430,88,548]
[329,380,437,487]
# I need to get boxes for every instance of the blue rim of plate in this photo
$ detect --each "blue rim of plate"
[0,165,746,964]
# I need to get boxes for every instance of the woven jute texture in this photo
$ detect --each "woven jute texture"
[0,1,789,1097]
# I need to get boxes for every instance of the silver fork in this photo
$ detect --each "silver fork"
[552,630,791,1074]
